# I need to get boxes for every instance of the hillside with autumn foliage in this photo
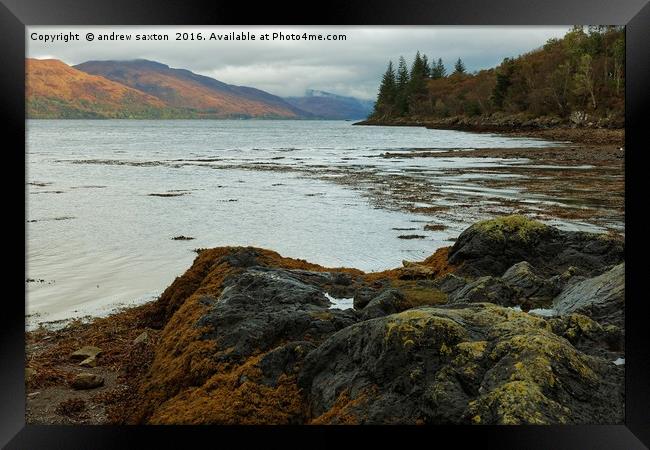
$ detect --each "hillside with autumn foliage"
[26,59,172,119]
[26,58,312,119]
[365,26,624,128]
[74,60,308,119]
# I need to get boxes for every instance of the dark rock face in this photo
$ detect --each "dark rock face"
[259,341,317,387]
[217,247,261,269]
[553,263,625,327]
[359,289,404,320]
[501,261,560,299]
[448,276,518,306]
[435,273,468,295]
[299,304,623,424]
[548,313,623,361]
[196,266,359,364]
[448,216,623,278]
[353,286,379,310]
[445,261,563,309]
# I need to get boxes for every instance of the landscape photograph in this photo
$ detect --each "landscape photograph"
[25,25,625,425]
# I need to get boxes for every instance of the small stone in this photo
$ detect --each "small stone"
[79,356,97,367]
[70,345,102,361]
[70,373,104,390]
[398,262,434,279]
[133,331,149,345]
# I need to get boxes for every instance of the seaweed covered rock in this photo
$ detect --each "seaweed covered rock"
[298,303,623,425]
[134,247,365,424]
[448,216,624,278]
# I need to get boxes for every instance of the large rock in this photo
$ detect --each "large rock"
[299,303,623,425]
[448,216,623,278]
[133,247,369,425]
[553,263,624,327]
[196,266,359,363]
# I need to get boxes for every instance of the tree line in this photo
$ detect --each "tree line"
[371,26,624,123]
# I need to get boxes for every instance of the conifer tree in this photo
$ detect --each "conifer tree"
[431,58,446,79]
[454,58,467,74]
[407,52,429,111]
[373,60,397,117]
[396,56,410,115]
[421,54,431,78]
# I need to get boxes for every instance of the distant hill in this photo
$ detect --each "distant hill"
[26,58,171,119]
[26,58,316,119]
[284,89,374,120]
[73,60,309,119]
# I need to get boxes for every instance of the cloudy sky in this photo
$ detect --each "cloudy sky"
[27,26,570,100]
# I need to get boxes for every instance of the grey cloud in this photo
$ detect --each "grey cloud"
[27,26,570,99]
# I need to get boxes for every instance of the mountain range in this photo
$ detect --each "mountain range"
[284,89,374,120]
[26,58,374,120]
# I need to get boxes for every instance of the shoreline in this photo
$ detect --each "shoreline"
[354,117,625,146]
[26,215,625,425]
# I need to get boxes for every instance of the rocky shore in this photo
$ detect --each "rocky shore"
[355,115,624,146]
[26,215,625,425]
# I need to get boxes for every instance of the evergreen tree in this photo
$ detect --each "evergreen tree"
[373,61,397,117]
[407,52,429,112]
[396,56,410,115]
[421,54,431,78]
[454,58,467,74]
[431,58,446,79]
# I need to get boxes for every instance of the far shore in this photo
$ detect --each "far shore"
[354,117,624,146]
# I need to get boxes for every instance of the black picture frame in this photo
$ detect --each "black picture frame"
[2,0,649,447]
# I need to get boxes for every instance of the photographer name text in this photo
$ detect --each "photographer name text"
[30,31,348,43]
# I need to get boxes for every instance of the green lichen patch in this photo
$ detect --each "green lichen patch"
[384,309,467,349]
[471,215,549,243]
[465,381,571,425]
